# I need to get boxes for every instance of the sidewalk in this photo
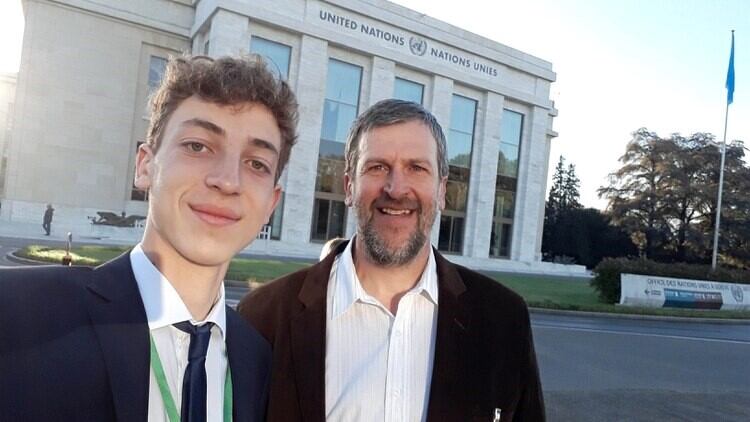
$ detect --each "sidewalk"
[0,219,141,247]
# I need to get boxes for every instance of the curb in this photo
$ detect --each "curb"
[5,251,53,266]
[529,306,750,324]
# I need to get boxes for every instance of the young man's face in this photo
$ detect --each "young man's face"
[135,96,281,267]
[345,120,446,266]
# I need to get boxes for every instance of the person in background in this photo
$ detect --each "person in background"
[42,203,54,236]
[319,237,347,261]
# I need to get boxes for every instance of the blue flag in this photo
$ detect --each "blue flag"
[726,31,735,105]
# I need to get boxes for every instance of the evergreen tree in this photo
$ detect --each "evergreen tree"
[545,156,566,220]
[562,163,582,209]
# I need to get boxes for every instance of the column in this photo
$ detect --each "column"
[280,35,328,242]
[464,92,504,258]
[207,9,249,57]
[512,105,552,262]
[428,75,453,247]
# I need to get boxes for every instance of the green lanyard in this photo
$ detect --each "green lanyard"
[149,334,233,422]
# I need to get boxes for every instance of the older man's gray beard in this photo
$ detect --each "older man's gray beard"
[356,200,437,267]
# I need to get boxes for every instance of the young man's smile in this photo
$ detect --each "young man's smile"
[188,203,242,227]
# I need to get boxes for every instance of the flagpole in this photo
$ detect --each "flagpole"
[711,101,728,270]
[712,29,735,270]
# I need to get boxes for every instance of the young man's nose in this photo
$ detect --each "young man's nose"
[206,153,242,194]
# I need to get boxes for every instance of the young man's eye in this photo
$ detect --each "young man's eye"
[185,141,206,153]
[250,160,271,173]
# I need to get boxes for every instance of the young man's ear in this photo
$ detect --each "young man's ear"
[264,185,283,224]
[134,143,155,191]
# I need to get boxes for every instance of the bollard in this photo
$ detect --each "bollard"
[61,232,73,266]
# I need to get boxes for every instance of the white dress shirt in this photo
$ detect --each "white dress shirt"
[130,244,228,422]
[325,240,438,422]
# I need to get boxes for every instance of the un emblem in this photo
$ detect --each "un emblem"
[731,285,744,302]
[409,36,427,56]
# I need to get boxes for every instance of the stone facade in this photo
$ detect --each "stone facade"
[0,73,16,201]
[4,0,585,274]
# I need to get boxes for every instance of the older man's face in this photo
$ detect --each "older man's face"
[345,120,446,266]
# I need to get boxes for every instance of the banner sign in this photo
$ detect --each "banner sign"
[620,273,750,311]
[310,3,504,81]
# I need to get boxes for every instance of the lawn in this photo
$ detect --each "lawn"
[17,245,311,283]
[17,245,750,319]
[17,245,129,266]
[487,271,750,319]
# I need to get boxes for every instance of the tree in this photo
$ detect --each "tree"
[600,127,749,268]
[545,156,566,221]
[695,140,750,267]
[562,163,582,209]
[598,128,672,259]
[542,157,628,267]
[661,133,714,261]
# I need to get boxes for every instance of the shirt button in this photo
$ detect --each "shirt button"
[394,329,402,337]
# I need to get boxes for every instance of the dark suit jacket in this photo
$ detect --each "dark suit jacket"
[0,253,271,421]
[238,242,545,422]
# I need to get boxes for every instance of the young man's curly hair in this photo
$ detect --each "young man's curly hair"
[147,54,299,181]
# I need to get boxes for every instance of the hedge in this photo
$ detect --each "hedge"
[591,258,750,304]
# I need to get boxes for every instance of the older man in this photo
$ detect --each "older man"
[239,99,544,422]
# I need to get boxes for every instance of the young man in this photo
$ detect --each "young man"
[239,99,545,421]
[0,55,298,422]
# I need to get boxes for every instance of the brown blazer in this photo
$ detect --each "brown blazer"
[238,241,545,422]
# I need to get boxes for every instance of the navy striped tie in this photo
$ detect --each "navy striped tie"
[174,321,213,422]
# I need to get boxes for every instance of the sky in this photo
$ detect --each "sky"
[389,0,749,209]
[1,0,747,209]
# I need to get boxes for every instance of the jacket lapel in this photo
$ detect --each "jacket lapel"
[84,252,150,422]
[289,241,345,422]
[426,249,469,419]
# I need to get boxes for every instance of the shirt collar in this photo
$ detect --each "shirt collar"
[130,244,227,340]
[330,238,439,320]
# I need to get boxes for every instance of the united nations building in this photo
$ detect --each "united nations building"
[2,0,580,273]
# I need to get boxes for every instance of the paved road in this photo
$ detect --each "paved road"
[534,313,750,421]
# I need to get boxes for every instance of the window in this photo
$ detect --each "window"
[147,56,167,93]
[393,77,424,104]
[489,109,523,258]
[250,37,291,237]
[439,94,476,254]
[312,198,346,241]
[311,59,362,241]
[250,37,291,80]
[498,110,523,177]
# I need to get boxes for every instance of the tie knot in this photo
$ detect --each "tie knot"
[174,321,213,336]
[174,321,213,362]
